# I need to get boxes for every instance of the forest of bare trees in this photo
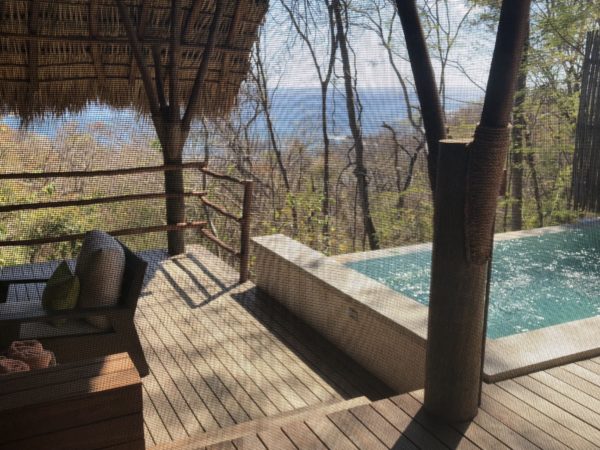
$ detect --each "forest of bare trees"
[1,0,599,266]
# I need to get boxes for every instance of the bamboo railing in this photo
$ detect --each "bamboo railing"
[1,163,254,283]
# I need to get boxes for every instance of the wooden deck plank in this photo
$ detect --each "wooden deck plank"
[136,311,221,434]
[138,357,189,442]
[245,289,393,400]
[478,393,565,450]
[546,366,600,399]
[348,403,419,450]
[484,383,592,450]
[142,384,170,446]
[281,421,327,450]
[136,319,206,438]
[327,409,388,450]
[145,290,268,422]
[218,295,338,402]
[198,282,337,403]
[176,255,381,398]
[576,359,600,376]
[197,297,310,411]
[156,265,297,415]
[468,403,541,450]
[497,379,600,446]
[256,428,296,450]
[513,375,600,431]
[146,279,283,420]
[144,424,156,448]
[562,362,600,387]
[389,394,481,450]
[230,434,268,450]
[409,391,511,450]
[372,397,451,450]
[235,288,366,399]
[136,306,237,429]
[305,415,360,450]
[528,370,600,414]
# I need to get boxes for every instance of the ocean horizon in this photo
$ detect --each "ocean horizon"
[2,87,481,144]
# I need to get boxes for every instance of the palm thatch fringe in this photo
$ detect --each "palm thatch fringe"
[0,0,268,121]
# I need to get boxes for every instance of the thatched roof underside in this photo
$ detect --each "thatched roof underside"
[0,0,269,120]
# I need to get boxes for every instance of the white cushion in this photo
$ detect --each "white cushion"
[75,230,125,329]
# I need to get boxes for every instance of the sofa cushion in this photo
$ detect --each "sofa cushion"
[42,260,80,327]
[75,231,125,329]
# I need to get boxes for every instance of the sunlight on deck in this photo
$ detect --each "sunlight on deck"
[135,246,392,447]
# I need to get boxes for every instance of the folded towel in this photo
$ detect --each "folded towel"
[8,340,53,370]
[0,356,30,374]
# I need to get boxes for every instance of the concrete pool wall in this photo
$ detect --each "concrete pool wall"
[253,234,428,393]
[253,224,600,391]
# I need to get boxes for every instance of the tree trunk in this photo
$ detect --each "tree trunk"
[332,0,379,250]
[394,0,447,192]
[157,119,188,256]
[510,145,524,230]
[510,26,529,231]
[526,152,544,227]
[321,84,331,243]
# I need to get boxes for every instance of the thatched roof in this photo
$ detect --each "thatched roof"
[0,0,269,121]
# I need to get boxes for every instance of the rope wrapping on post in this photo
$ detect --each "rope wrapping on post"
[465,125,511,265]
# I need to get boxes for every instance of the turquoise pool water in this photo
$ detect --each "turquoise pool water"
[346,226,600,338]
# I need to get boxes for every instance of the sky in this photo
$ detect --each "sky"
[264,0,494,93]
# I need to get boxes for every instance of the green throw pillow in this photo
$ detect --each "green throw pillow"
[42,260,80,327]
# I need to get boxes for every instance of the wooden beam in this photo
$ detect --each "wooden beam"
[28,0,40,91]
[115,0,160,116]
[89,0,107,91]
[151,45,167,109]
[128,0,151,85]
[182,1,225,130]
[169,0,182,122]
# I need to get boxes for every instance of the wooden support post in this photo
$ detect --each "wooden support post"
[423,0,531,423]
[163,150,187,256]
[239,180,253,283]
[424,139,489,422]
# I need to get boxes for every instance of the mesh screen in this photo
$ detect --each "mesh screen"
[0,1,599,448]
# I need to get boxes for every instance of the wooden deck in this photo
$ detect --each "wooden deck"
[3,245,600,449]
[170,355,600,449]
[0,245,393,447]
